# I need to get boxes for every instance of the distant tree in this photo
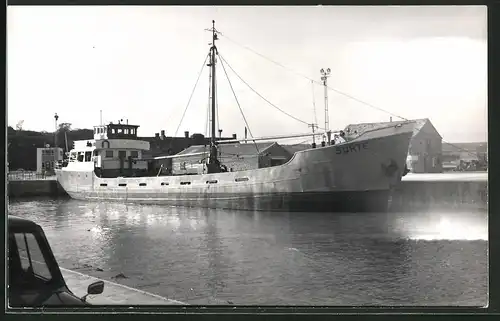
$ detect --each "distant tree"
[58,122,72,132]
[55,123,73,150]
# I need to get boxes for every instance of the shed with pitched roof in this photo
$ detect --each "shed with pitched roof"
[170,142,293,175]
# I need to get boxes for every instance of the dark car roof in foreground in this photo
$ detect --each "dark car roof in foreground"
[8,215,40,229]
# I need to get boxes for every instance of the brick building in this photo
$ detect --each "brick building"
[139,130,236,158]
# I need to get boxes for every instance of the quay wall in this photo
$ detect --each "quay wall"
[390,173,488,211]
[8,179,68,198]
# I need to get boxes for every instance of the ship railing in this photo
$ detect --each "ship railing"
[7,171,57,181]
[346,121,416,141]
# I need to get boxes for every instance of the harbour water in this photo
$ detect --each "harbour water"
[8,197,488,306]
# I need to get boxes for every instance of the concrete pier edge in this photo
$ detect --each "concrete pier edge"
[59,266,186,305]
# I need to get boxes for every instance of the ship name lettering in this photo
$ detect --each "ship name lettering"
[335,142,368,155]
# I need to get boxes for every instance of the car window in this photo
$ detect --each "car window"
[12,232,53,282]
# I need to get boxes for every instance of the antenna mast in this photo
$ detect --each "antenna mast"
[320,68,331,145]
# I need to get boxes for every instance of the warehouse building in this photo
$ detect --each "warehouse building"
[344,118,443,173]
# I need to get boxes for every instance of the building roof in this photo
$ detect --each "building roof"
[458,154,480,162]
[282,144,312,155]
[177,142,279,157]
[442,142,487,153]
[344,118,438,139]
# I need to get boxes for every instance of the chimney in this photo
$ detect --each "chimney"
[184,131,189,138]
[161,130,165,140]
[155,133,160,139]
[390,117,393,122]
[232,134,237,139]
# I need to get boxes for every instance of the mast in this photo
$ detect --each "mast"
[211,20,217,150]
[320,68,332,145]
[207,20,221,173]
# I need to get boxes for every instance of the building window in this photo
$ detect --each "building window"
[118,151,127,159]
[93,150,99,157]
[105,150,114,158]
[130,151,139,158]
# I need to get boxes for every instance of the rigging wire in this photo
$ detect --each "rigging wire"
[216,79,222,159]
[311,80,318,126]
[292,139,313,146]
[204,63,212,159]
[219,33,408,121]
[409,121,484,160]
[174,53,210,138]
[206,65,212,138]
[218,53,318,129]
[219,33,486,160]
[216,75,220,137]
[217,50,260,154]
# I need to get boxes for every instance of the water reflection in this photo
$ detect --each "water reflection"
[392,210,487,241]
[8,198,488,306]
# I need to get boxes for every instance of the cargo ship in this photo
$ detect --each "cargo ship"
[55,21,414,212]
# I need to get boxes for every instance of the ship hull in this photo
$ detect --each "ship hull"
[56,124,414,213]
[64,190,390,212]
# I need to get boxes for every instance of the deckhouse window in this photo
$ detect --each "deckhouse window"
[77,153,84,162]
[117,128,123,134]
[124,128,129,135]
[105,151,114,158]
[131,151,139,158]
[85,151,92,162]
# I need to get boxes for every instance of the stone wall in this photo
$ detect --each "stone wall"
[390,180,488,211]
[8,180,68,198]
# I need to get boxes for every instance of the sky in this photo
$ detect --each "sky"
[7,6,487,143]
